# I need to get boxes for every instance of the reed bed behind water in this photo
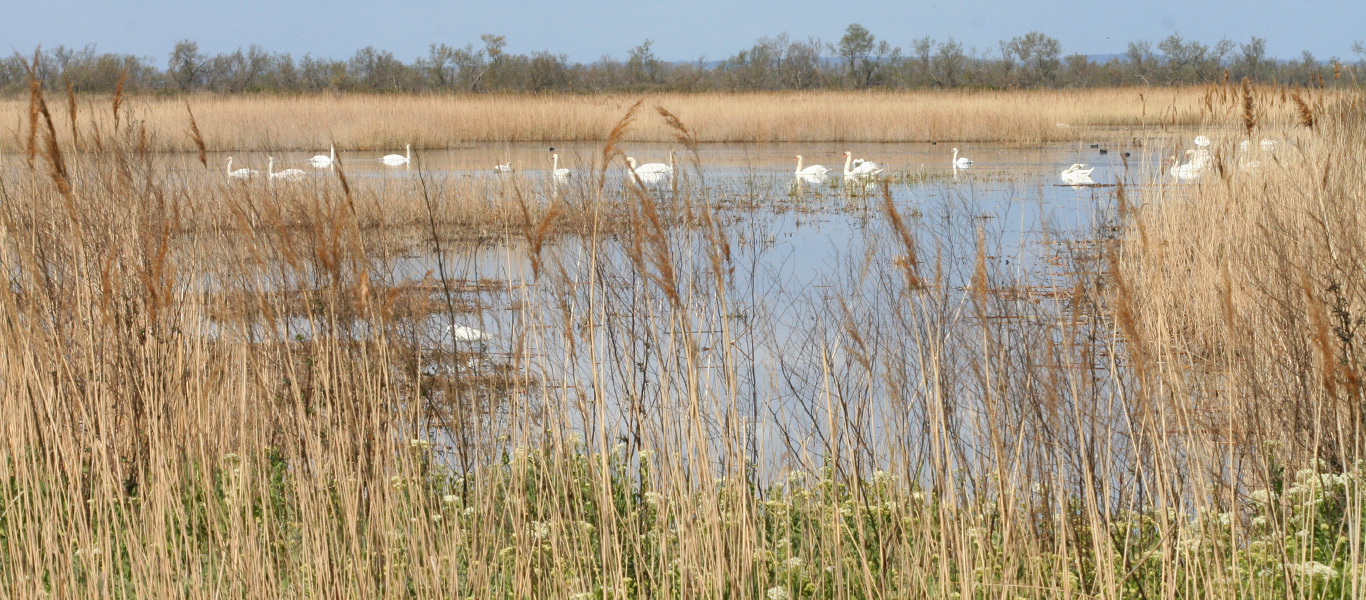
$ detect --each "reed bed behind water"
[0,86,1340,153]
[0,81,1361,599]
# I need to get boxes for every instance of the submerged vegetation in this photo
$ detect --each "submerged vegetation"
[0,57,1363,599]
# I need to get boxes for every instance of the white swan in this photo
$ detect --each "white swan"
[226,157,259,179]
[842,151,884,178]
[794,155,830,177]
[551,154,570,180]
[1060,164,1095,185]
[380,144,411,166]
[630,150,674,174]
[450,325,491,343]
[1060,163,1094,178]
[1168,150,1204,180]
[625,157,669,187]
[309,145,335,168]
[951,147,973,167]
[267,156,307,181]
[493,163,514,174]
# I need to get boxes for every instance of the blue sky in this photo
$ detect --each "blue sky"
[6,0,1363,64]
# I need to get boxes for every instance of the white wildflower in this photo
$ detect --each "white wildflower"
[1249,489,1273,504]
[639,449,656,460]
[1292,561,1338,581]
[872,470,889,485]
[784,557,804,569]
[442,494,458,505]
[766,585,788,600]
[409,439,431,451]
[529,521,551,540]
[1177,534,1203,552]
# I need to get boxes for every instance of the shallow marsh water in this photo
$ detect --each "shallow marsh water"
[16,140,1201,472]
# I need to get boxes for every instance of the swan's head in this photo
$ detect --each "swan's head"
[626,157,638,168]
[952,147,960,152]
[842,151,851,157]
[794,155,803,162]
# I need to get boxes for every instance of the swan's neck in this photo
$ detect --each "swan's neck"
[627,157,637,170]
[553,154,559,170]
[669,151,674,170]
[227,157,232,174]
[405,145,411,160]
[843,154,853,176]
[953,148,959,162]
[330,145,335,161]
[795,156,803,174]
[268,157,274,176]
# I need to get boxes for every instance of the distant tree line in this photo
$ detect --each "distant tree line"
[5,25,1364,95]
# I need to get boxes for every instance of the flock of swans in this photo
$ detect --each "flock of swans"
[1164,135,1279,181]
[224,136,1281,188]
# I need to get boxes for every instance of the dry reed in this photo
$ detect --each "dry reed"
[0,79,1360,600]
[1,87,1327,153]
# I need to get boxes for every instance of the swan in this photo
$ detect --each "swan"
[1194,135,1211,148]
[951,147,973,167]
[380,144,411,166]
[450,325,491,343]
[625,158,670,187]
[1060,163,1094,178]
[842,151,884,178]
[1061,171,1094,185]
[309,145,335,168]
[493,163,514,174]
[551,154,570,180]
[1168,150,1204,180]
[630,150,674,174]
[1060,164,1095,185]
[226,157,259,179]
[794,155,830,177]
[267,156,307,181]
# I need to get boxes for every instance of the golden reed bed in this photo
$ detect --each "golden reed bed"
[0,86,1328,153]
